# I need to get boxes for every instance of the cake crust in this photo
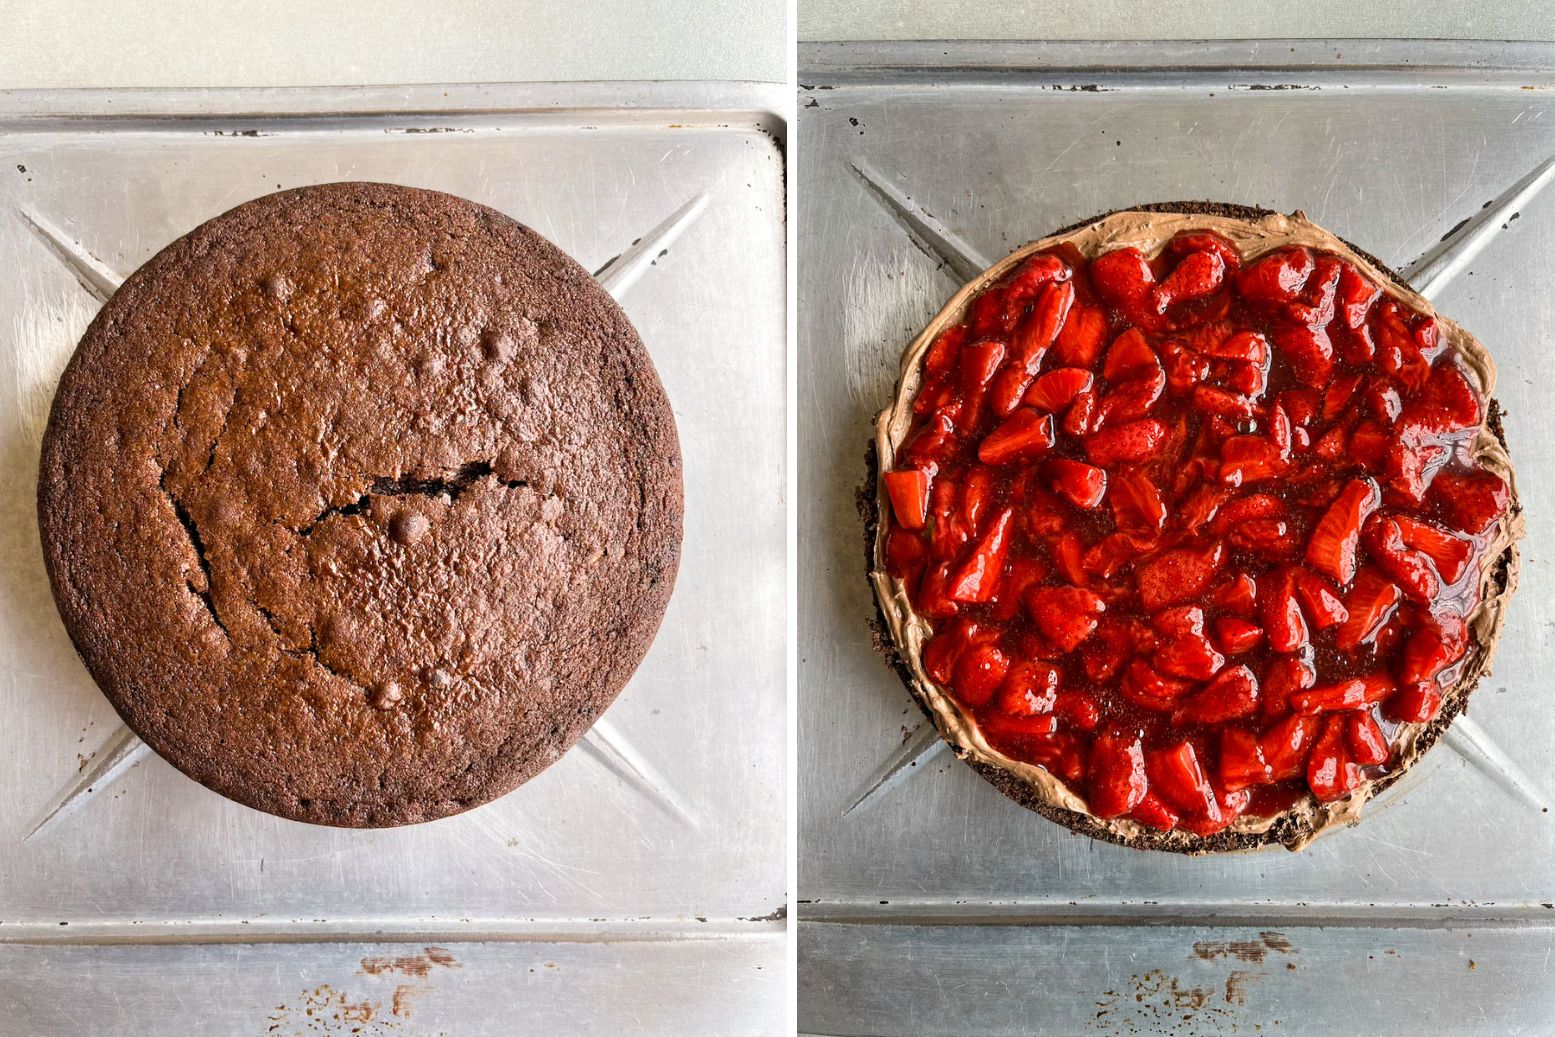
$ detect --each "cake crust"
[866,201,1521,853]
[39,182,683,827]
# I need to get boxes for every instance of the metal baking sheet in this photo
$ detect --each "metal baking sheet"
[0,81,786,1034]
[798,40,1555,1035]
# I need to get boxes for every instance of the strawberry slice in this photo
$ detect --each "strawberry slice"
[1427,468,1510,536]
[1238,247,1314,304]
[951,641,1010,708]
[1148,741,1224,823]
[1085,418,1168,466]
[1087,732,1149,818]
[1081,618,1132,682]
[1220,727,1275,791]
[1307,715,1363,802]
[1335,570,1402,652]
[884,469,932,529]
[916,561,960,618]
[959,465,997,538]
[1174,665,1259,725]
[1262,656,1315,721]
[1049,531,1088,586]
[1305,477,1381,585]
[1394,515,1472,584]
[1322,372,1365,420]
[1404,359,1482,434]
[948,509,1014,603]
[987,557,1047,622]
[1136,541,1225,612]
[1290,674,1395,714]
[882,526,928,580]
[1347,712,1390,766]
[1047,459,1107,509]
[1097,365,1168,425]
[1110,469,1167,533]
[1012,280,1076,367]
[1336,262,1381,330]
[1002,251,1072,308]
[1213,616,1264,655]
[978,409,1057,465]
[1290,568,1349,630]
[1155,629,1226,682]
[1259,567,1309,653]
[1052,302,1109,367]
[1262,713,1321,781]
[1025,367,1094,411]
[1025,585,1107,651]
[1362,514,1440,603]
[1199,328,1269,363]
[994,660,1061,715]
[1386,680,1444,723]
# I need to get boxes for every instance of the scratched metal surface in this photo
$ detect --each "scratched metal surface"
[799,41,1555,1035]
[0,83,786,1034]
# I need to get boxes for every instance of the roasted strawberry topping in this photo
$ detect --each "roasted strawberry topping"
[882,231,1509,836]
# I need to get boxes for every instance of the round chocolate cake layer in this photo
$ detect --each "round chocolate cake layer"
[39,182,683,827]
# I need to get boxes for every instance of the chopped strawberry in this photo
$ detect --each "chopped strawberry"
[900,408,959,467]
[1212,572,1258,616]
[1399,612,1468,686]
[1274,323,1335,387]
[1305,477,1381,585]
[1049,531,1088,586]
[1394,515,1472,584]
[1047,459,1107,509]
[1213,616,1265,655]
[1136,541,1225,612]
[1087,732,1149,818]
[882,526,929,581]
[1174,665,1259,725]
[1262,656,1315,721]
[1063,389,1098,437]
[1097,365,1167,425]
[1427,467,1510,536]
[948,509,1014,603]
[1102,328,1162,383]
[1220,728,1274,791]
[1238,247,1314,304]
[1155,629,1227,681]
[1259,567,1309,653]
[1291,674,1395,714]
[995,660,1061,715]
[1153,249,1226,310]
[1120,660,1195,712]
[1152,604,1206,636]
[1262,713,1321,781]
[959,466,996,538]
[1290,568,1349,630]
[1403,360,1482,435]
[986,557,1047,622]
[1165,230,1243,272]
[1386,680,1444,724]
[1025,367,1094,411]
[1025,585,1107,651]
[1362,514,1440,603]
[1110,469,1167,533]
[1336,262,1381,330]
[916,560,960,618]
[978,408,1056,465]
[1090,247,1155,305]
[1322,372,1365,421]
[1347,712,1391,766]
[950,641,1010,707]
[1335,570,1403,652]
[1148,741,1224,823]
[1307,715,1363,801]
[1129,790,1181,832]
[1192,385,1256,420]
[1220,435,1286,485]
[883,468,932,529]
[1053,302,1110,367]
[1012,280,1076,367]
[1085,418,1168,466]
[1081,618,1132,682]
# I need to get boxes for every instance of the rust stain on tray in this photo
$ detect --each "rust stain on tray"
[359,945,462,978]
[1193,930,1296,963]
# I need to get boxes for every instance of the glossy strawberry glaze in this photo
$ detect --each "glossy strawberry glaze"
[880,231,1511,837]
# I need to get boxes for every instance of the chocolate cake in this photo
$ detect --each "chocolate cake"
[38,182,683,827]
[867,201,1521,852]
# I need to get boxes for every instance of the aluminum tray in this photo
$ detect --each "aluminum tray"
[0,81,787,1035]
[798,40,1555,1036]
